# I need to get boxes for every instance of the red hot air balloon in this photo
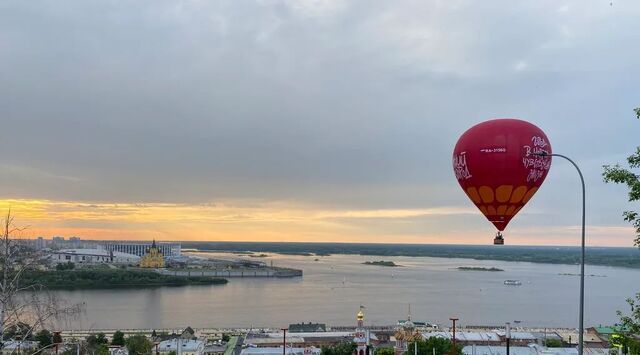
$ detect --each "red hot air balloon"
[452,119,552,245]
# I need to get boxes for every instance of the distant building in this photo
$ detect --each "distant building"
[1,340,39,355]
[157,339,205,355]
[289,323,327,333]
[35,237,45,250]
[140,240,165,268]
[52,249,140,265]
[102,241,181,257]
[108,346,129,355]
[52,236,65,246]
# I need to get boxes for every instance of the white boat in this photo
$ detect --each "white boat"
[504,280,522,286]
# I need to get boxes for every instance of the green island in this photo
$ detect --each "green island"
[457,267,504,272]
[363,261,400,267]
[249,253,269,258]
[20,269,228,290]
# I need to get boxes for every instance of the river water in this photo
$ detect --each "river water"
[52,252,639,330]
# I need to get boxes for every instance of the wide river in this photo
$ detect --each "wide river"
[53,252,639,330]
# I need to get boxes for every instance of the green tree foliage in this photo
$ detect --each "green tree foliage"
[87,333,109,353]
[126,334,153,355]
[407,337,462,355]
[544,339,563,348]
[19,269,228,290]
[56,262,76,271]
[222,333,230,342]
[112,330,125,346]
[603,107,640,248]
[321,342,357,355]
[604,108,640,354]
[34,329,53,349]
[95,344,110,355]
[612,293,640,354]
[375,347,395,355]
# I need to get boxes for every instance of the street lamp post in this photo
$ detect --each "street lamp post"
[535,151,586,355]
[505,322,511,355]
[449,318,458,355]
[281,328,288,355]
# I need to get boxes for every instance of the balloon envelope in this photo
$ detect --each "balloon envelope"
[452,118,552,231]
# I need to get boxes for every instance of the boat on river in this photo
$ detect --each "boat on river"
[504,279,522,286]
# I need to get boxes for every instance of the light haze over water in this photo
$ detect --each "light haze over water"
[55,252,638,330]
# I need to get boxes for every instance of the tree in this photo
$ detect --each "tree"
[34,329,52,349]
[0,211,81,353]
[603,107,640,248]
[221,333,230,342]
[87,333,109,354]
[544,338,563,348]
[321,342,357,355]
[604,108,640,354]
[407,337,462,355]
[126,334,153,355]
[376,347,395,355]
[94,344,110,355]
[611,293,640,354]
[112,330,126,346]
[55,262,75,271]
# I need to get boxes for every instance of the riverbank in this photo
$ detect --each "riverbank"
[21,269,228,290]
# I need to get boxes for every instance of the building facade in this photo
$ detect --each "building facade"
[52,249,140,265]
[102,241,181,257]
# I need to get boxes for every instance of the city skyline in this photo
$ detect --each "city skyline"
[1,1,639,247]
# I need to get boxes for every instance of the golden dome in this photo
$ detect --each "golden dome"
[357,309,364,321]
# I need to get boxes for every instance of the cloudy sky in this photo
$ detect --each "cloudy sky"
[1,0,639,246]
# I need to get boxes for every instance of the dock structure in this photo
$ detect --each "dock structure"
[156,267,302,278]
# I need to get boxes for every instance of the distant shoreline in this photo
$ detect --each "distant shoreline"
[180,242,640,269]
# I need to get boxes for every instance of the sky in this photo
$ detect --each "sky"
[0,0,639,246]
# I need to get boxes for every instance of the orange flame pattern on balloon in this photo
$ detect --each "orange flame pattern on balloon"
[465,185,535,226]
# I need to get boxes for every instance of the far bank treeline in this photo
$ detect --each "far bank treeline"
[20,269,228,290]
[182,242,640,269]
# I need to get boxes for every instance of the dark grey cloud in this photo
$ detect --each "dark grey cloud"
[1,0,639,239]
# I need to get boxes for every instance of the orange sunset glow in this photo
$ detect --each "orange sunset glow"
[2,198,634,247]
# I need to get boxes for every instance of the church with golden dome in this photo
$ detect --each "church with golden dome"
[353,306,369,355]
[139,240,165,268]
[394,306,422,355]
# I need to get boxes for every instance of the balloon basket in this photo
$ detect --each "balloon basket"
[493,232,504,245]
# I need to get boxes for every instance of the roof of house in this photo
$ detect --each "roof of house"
[422,332,501,342]
[158,339,205,352]
[462,344,613,355]
[289,323,327,333]
[241,347,321,355]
